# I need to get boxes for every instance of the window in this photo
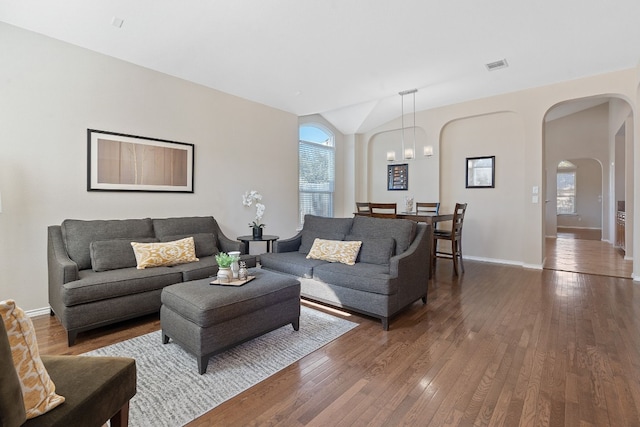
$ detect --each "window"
[557,160,576,214]
[299,124,335,224]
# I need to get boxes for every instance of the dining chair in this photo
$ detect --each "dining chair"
[433,203,467,275]
[416,202,440,214]
[369,203,397,219]
[355,202,371,215]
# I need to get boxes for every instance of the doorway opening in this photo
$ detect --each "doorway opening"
[543,97,633,278]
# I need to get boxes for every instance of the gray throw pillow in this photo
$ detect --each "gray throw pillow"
[346,235,395,265]
[90,238,157,272]
[160,233,218,258]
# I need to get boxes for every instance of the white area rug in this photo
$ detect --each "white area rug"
[84,306,357,427]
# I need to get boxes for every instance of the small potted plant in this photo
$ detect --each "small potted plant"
[215,252,239,282]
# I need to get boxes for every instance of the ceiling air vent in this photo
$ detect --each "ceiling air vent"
[485,59,508,71]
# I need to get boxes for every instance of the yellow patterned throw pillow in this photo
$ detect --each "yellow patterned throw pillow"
[131,237,199,269]
[306,238,362,265]
[0,299,65,419]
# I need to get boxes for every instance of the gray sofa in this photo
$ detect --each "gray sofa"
[259,214,430,330]
[47,216,256,346]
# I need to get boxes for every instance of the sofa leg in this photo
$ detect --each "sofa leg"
[67,330,78,347]
[381,317,389,331]
[162,332,170,344]
[49,308,55,316]
[110,400,130,427]
[422,296,427,304]
[292,318,300,331]
[198,356,209,375]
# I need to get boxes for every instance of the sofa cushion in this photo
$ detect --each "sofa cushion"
[298,215,353,254]
[61,218,155,270]
[159,233,218,258]
[131,237,199,269]
[260,252,328,278]
[307,239,362,266]
[152,216,217,239]
[168,255,218,282]
[350,216,416,255]
[0,300,65,419]
[345,235,395,265]
[90,237,158,272]
[313,263,396,295]
[64,268,183,306]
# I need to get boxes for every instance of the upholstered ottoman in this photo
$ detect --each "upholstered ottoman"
[160,269,300,374]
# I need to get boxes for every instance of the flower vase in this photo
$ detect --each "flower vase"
[252,227,263,239]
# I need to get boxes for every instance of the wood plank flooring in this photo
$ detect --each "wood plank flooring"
[33,260,640,426]
[545,228,632,279]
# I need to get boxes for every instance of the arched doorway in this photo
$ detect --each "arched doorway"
[543,97,633,278]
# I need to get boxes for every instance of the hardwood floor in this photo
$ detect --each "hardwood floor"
[33,261,640,426]
[545,228,632,279]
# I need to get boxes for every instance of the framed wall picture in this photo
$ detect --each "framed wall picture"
[87,129,194,192]
[387,163,408,191]
[466,156,495,188]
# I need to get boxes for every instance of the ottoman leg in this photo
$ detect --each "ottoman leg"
[292,318,300,331]
[198,355,209,375]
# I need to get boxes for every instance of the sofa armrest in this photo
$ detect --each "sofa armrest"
[48,226,79,316]
[273,231,303,253]
[48,226,79,286]
[389,223,430,303]
[217,232,244,254]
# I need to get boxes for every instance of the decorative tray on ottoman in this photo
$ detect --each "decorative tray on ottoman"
[210,276,256,286]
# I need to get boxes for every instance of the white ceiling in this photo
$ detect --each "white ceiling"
[2,1,639,134]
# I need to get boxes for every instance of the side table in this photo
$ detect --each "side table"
[237,235,279,254]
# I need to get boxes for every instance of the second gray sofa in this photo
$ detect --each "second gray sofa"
[260,214,431,330]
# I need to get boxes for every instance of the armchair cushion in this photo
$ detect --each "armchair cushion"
[35,355,136,427]
[0,300,65,420]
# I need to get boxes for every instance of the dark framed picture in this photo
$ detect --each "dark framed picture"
[387,163,408,191]
[87,129,194,192]
[466,156,495,188]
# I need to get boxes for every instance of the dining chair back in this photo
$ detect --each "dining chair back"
[433,203,467,275]
[369,203,397,219]
[356,202,371,215]
[416,202,440,214]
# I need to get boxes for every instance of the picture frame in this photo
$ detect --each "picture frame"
[87,129,194,193]
[466,156,495,188]
[387,163,408,191]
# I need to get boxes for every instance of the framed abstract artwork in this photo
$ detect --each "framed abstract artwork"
[87,129,194,192]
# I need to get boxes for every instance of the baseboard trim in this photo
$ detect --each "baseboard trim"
[557,226,602,231]
[25,307,50,318]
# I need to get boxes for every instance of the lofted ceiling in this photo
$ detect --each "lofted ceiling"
[2,1,640,134]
